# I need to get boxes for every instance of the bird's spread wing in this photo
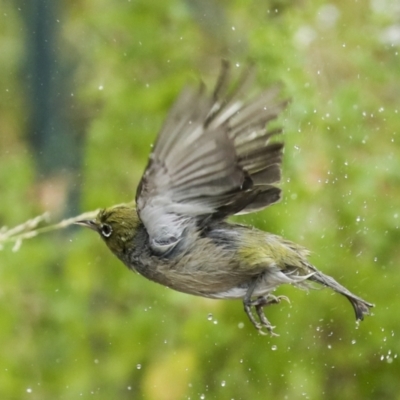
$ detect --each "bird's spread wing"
[136,61,288,253]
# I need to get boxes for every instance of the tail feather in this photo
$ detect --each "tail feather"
[308,270,374,321]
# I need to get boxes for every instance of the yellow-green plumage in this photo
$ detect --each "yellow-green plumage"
[238,231,310,271]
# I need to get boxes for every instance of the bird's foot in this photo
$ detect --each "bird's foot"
[244,294,290,336]
[258,294,291,306]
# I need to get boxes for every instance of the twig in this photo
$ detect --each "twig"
[0,210,99,251]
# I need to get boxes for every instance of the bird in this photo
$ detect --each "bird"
[76,60,374,335]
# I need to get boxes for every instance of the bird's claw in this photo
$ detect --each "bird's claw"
[261,294,290,306]
[244,294,290,336]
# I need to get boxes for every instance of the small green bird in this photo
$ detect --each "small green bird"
[77,61,373,335]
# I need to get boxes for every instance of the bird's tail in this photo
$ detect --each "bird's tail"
[307,269,374,321]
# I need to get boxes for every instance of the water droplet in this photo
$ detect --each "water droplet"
[200,394,206,399]
[136,364,142,370]
[221,380,226,387]
[26,388,32,393]
[207,313,213,321]
[351,340,356,345]
[271,345,278,351]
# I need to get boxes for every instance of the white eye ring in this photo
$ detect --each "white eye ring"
[100,223,113,238]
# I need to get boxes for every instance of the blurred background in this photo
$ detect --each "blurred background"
[1,0,399,399]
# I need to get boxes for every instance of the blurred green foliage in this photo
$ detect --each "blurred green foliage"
[1,0,400,399]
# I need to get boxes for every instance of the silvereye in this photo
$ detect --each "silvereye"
[77,61,373,335]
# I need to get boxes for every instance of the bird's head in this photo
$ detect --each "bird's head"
[75,205,141,257]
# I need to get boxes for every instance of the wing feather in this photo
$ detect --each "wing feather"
[136,62,288,253]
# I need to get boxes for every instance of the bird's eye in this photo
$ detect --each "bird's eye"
[100,223,113,238]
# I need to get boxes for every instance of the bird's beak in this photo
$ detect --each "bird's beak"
[74,219,99,232]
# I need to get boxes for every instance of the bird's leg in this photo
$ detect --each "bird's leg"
[243,278,266,334]
[253,295,290,337]
[243,301,264,333]
[244,280,290,336]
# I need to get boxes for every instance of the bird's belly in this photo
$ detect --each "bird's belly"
[208,287,248,299]
[208,285,272,299]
